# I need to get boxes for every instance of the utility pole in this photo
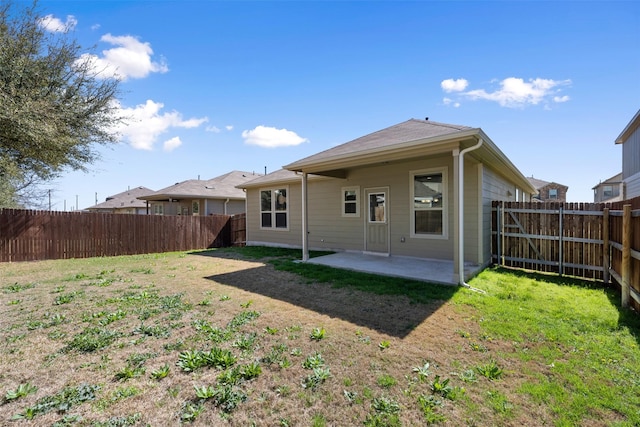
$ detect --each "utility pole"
[75,195,78,211]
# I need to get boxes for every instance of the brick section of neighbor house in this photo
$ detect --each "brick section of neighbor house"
[527,176,569,202]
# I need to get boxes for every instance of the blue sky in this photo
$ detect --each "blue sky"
[35,1,639,209]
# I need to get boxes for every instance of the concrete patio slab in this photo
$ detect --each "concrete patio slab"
[305,252,482,285]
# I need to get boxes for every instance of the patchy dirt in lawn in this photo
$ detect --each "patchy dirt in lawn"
[0,250,556,426]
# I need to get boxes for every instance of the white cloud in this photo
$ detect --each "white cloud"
[206,126,221,133]
[79,33,168,80]
[113,100,208,150]
[441,78,469,93]
[38,14,77,32]
[242,126,308,148]
[442,97,461,108]
[163,137,182,152]
[463,77,572,108]
[226,125,234,131]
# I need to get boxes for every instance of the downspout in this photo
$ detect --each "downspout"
[224,198,230,215]
[458,137,486,292]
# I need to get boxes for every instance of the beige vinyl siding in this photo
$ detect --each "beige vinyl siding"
[462,158,481,264]
[246,183,303,248]
[247,152,498,264]
[622,125,640,180]
[481,165,518,266]
[624,172,640,200]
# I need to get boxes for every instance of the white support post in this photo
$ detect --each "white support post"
[302,172,309,262]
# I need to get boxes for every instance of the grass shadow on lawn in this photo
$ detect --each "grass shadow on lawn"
[193,248,460,338]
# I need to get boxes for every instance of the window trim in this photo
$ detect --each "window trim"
[259,186,289,231]
[341,186,360,217]
[548,188,558,199]
[410,167,448,240]
[153,203,164,215]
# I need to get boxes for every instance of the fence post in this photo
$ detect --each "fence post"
[603,208,610,284]
[558,205,564,276]
[496,202,502,266]
[621,204,631,308]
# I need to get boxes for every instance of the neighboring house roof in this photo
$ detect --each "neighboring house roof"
[615,109,640,144]
[592,172,623,190]
[139,170,260,202]
[283,118,536,194]
[239,169,301,188]
[86,186,154,211]
[527,177,568,191]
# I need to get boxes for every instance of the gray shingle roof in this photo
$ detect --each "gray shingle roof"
[285,119,474,169]
[86,186,154,210]
[140,170,260,201]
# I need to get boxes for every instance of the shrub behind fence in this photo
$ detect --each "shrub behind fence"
[0,209,245,262]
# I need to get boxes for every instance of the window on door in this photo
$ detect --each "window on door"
[411,168,447,238]
[260,188,288,229]
[368,192,386,223]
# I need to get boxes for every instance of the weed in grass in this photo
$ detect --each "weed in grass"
[6,333,26,343]
[49,330,68,340]
[133,323,170,338]
[265,326,279,335]
[54,291,83,305]
[167,386,180,398]
[96,386,141,409]
[261,343,289,367]
[3,282,36,293]
[92,413,142,427]
[457,369,478,383]
[311,413,327,427]
[65,327,121,353]
[430,375,452,396]
[98,309,127,326]
[290,347,302,357]
[469,342,488,352]
[376,374,397,388]
[233,332,258,351]
[51,414,82,426]
[417,394,446,424]
[180,401,205,423]
[12,383,100,420]
[209,384,247,413]
[8,299,20,305]
[275,385,291,397]
[302,367,331,390]
[219,295,230,301]
[310,327,326,341]
[228,310,261,330]
[114,365,145,381]
[302,352,325,369]
[378,340,390,350]
[127,352,157,367]
[150,364,171,380]
[486,390,514,415]
[198,299,211,306]
[194,385,217,399]
[365,396,401,427]
[412,362,431,382]
[455,329,471,338]
[5,382,37,401]
[476,360,504,380]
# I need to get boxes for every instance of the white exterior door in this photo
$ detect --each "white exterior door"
[365,188,389,255]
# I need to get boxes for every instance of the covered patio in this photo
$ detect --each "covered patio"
[305,252,483,285]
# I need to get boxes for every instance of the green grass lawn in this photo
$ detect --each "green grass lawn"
[0,247,638,426]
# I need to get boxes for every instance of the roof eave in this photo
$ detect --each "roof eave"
[615,109,640,144]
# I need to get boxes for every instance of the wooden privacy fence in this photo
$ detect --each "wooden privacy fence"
[0,209,247,262]
[492,199,640,312]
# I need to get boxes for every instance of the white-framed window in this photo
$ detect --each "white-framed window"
[549,188,558,199]
[410,168,447,238]
[260,187,288,229]
[603,185,613,198]
[341,186,360,217]
[153,204,163,215]
[192,200,200,215]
